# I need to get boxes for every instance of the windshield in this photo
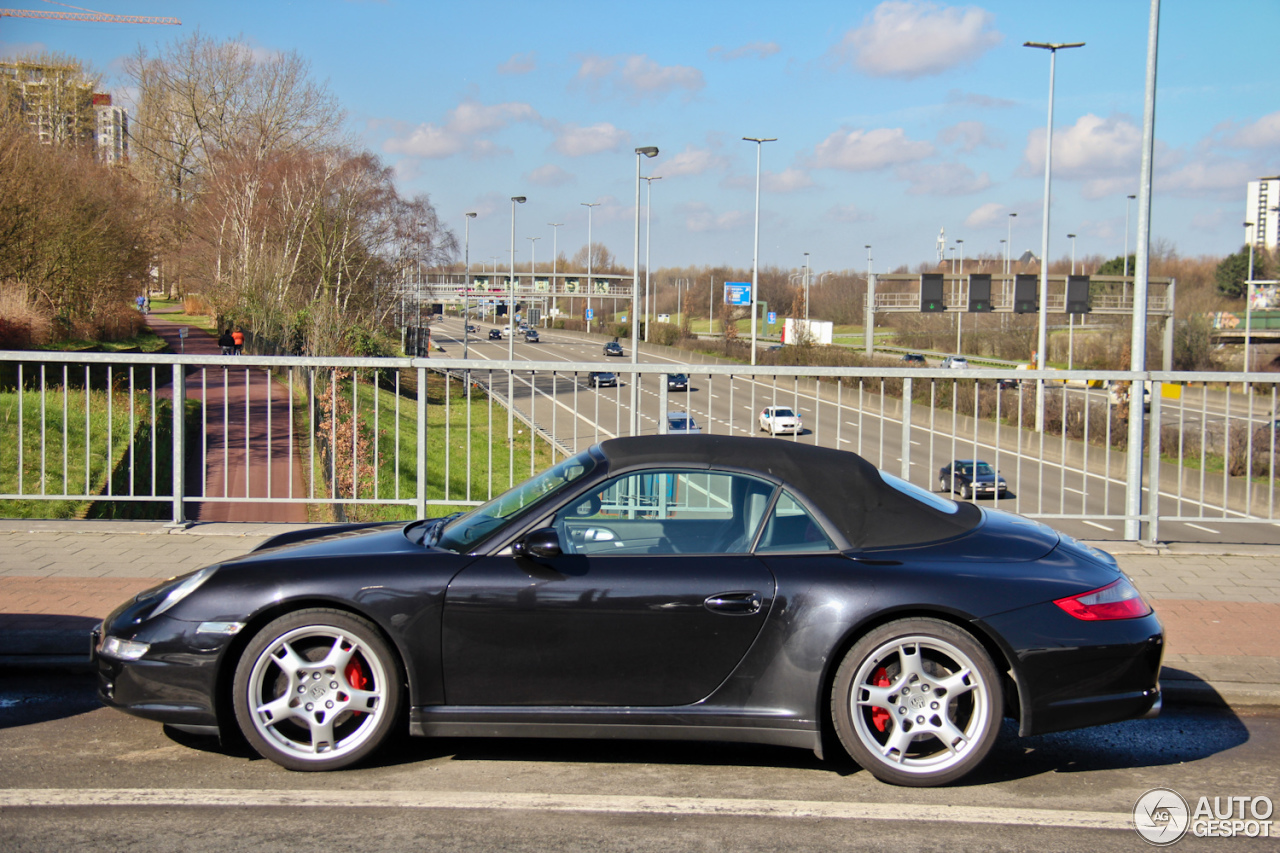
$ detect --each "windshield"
[773,408,795,418]
[437,451,598,553]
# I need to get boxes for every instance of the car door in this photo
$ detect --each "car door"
[441,469,778,707]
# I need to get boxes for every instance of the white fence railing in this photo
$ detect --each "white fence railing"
[2,351,1276,542]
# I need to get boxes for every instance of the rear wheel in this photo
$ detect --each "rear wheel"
[832,618,1002,787]
[233,608,402,771]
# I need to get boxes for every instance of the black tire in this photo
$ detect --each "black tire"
[960,483,972,500]
[939,477,949,493]
[233,608,402,771]
[831,618,1002,787]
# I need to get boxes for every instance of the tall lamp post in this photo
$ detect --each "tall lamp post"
[463,211,477,359]
[1067,232,1078,369]
[527,235,540,320]
[955,239,965,352]
[1006,212,1017,275]
[803,251,810,324]
[1245,221,1256,373]
[631,147,659,435]
[641,175,662,342]
[581,201,600,332]
[1123,193,1137,280]
[506,196,526,484]
[1026,39,1085,431]
[743,136,776,365]
[548,222,562,324]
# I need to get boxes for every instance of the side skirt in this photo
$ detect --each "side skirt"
[411,706,821,753]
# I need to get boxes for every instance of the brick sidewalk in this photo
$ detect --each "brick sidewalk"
[2,523,1278,704]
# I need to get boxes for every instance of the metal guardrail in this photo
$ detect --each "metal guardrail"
[1,351,1276,541]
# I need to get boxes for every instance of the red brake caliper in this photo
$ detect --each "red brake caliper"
[870,667,891,732]
[344,658,368,715]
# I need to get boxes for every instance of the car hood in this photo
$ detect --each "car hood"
[240,522,421,563]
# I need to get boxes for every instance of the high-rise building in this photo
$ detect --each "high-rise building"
[1,58,126,163]
[1246,178,1280,252]
[93,93,128,163]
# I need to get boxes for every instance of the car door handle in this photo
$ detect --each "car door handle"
[704,591,763,615]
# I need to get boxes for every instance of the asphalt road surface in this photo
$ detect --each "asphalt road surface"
[1,672,1276,851]
[431,320,1280,546]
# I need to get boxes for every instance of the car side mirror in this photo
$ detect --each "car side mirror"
[514,527,562,559]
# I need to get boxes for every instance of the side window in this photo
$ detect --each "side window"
[556,470,774,555]
[756,491,835,553]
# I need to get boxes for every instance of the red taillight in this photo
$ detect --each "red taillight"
[1054,578,1152,621]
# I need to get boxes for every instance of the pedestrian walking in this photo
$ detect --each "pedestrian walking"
[232,328,245,355]
[218,329,235,356]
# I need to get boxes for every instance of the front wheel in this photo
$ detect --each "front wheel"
[233,608,402,771]
[831,618,1002,787]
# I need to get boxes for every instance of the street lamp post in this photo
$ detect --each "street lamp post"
[1026,39,1085,431]
[1245,221,1256,372]
[1006,212,1017,275]
[955,239,965,352]
[803,251,810,324]
[463,211,477,359]
[581,202,599,332]
[641,175,662,343]
[864,245,873,354]
[508,197,526,358]
[548,222,562,325]
[743,136,776,365]
[630,147,659,435]
[1123,193,1137,283]
[1067,233,1078,369]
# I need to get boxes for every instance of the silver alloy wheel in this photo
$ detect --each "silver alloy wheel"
[234,610,399,771]
[832,619,1002,786]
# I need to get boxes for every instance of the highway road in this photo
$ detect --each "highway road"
[429,319,1280,546]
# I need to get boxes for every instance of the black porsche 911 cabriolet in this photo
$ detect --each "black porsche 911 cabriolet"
[93,435,1162,787]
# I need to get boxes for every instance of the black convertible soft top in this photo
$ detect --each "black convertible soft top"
[597,435,980,549]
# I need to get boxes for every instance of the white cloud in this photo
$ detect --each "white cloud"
[498,52,537,75]
[573,53,704,101]
[1161,159,1258,199]
[525,164,575,187]
[939,120,1000,152]
[384,99,540,159]
[808,127,934,171]
[679,202,752,233]
[660,145,731,177]
[898,162,991,196]
[827,204,875,224]
[551,122,629,157]
[763,168,817,193]
[946,89,1015,109]
[1023,113,1143,181]
[964,202,1008,229]
[832,1,1002,79]
[1224,111,1280,149]
[709,42,781,61]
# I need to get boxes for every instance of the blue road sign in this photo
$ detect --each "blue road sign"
[585,308,594,320]
[767,311,776,324]
[724,282,751,306]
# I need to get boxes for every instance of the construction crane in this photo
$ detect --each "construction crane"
[0,1,179,26]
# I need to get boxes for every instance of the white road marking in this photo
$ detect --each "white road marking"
[1083,521,1114,532]
[1184,522,1221,534]
[0,789,1134,831]
[1064,487,1084,495]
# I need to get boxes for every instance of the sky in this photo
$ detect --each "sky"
[3,0,1279,278]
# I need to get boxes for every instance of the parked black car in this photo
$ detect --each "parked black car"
[94,437,1161,787]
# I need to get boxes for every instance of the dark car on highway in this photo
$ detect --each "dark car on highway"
[93,436,1161,787]
[900,353,926,364]
[524,329,540,343]
[487,328,502,340]
[587,371,617,388]
[666,373,688,391]
[939,459,1008,499]
[603,341,624,357]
